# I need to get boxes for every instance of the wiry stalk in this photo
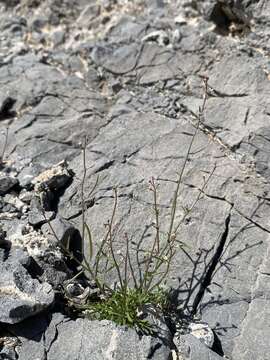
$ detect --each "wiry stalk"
[42,77,212,328]
[167,76,208,243]
[142,178,162,289]
[150,177,160,252]
[81,137,87,247]
[125,233,138,289]
[107,188,124,290]
[41,205,105,292]
[173,164,216,235]
[0,126,9,165]
[94,226,111,278]
[145,76,209,292]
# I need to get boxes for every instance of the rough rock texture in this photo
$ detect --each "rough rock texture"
[0,247,54,324]
[0,172,18,195]
[5,314,171,360]
[174,333,224,360]
[1,0,270,359]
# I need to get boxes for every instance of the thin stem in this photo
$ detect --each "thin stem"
[136,234,144,289]
[107,188,124,289]
[0,126,9,164]
[94,225,111,277]
[41,196,108,292]
[124,234,128,289]
[150,177,160,253]
[141,178,162,290]
[174,163,216,235]
[147,77,209,291]
[167,77,209,243]
[81,137,87,247]
[148,248,176,292]
[125,233,138,289]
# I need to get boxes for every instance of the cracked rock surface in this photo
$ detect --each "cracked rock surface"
[7,313,171,360]
[0,247,54,324]
[1,0,270,359]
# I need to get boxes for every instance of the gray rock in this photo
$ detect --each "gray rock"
[91,43,139,75]
[0,173,18,195]
[30,15,48,31]
[17,165,42,188]
[138,303,173,347]
[0,93,15,117]
[35,250,71,288]
[188,322,214,349]
[28,205,55,226]
[32,160,72,192]
[106,16,146,44]
[28,195,55,226]
[174,333,223,360]
[142,30,170,46]
[174,14,187,25]
[0,225,10,250]
[76,3,100,28]
[41,216,77,247]
[0,225,6,241]
[0,0,18,5]
[0,247,54,324]
[4,193,27,212]
[0,196,18,216]
[51,30,65,46]
[5,222,51,256]
[12,313,170,360]
[205,0,252,27]
[19,189,33,204]
[0,347,17,360]
[4,221,70,288]
[1,0,270,358]
[6,312,50,360]
[45,317,171,360]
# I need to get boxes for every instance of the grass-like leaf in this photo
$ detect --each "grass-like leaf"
[83,287,167,333]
